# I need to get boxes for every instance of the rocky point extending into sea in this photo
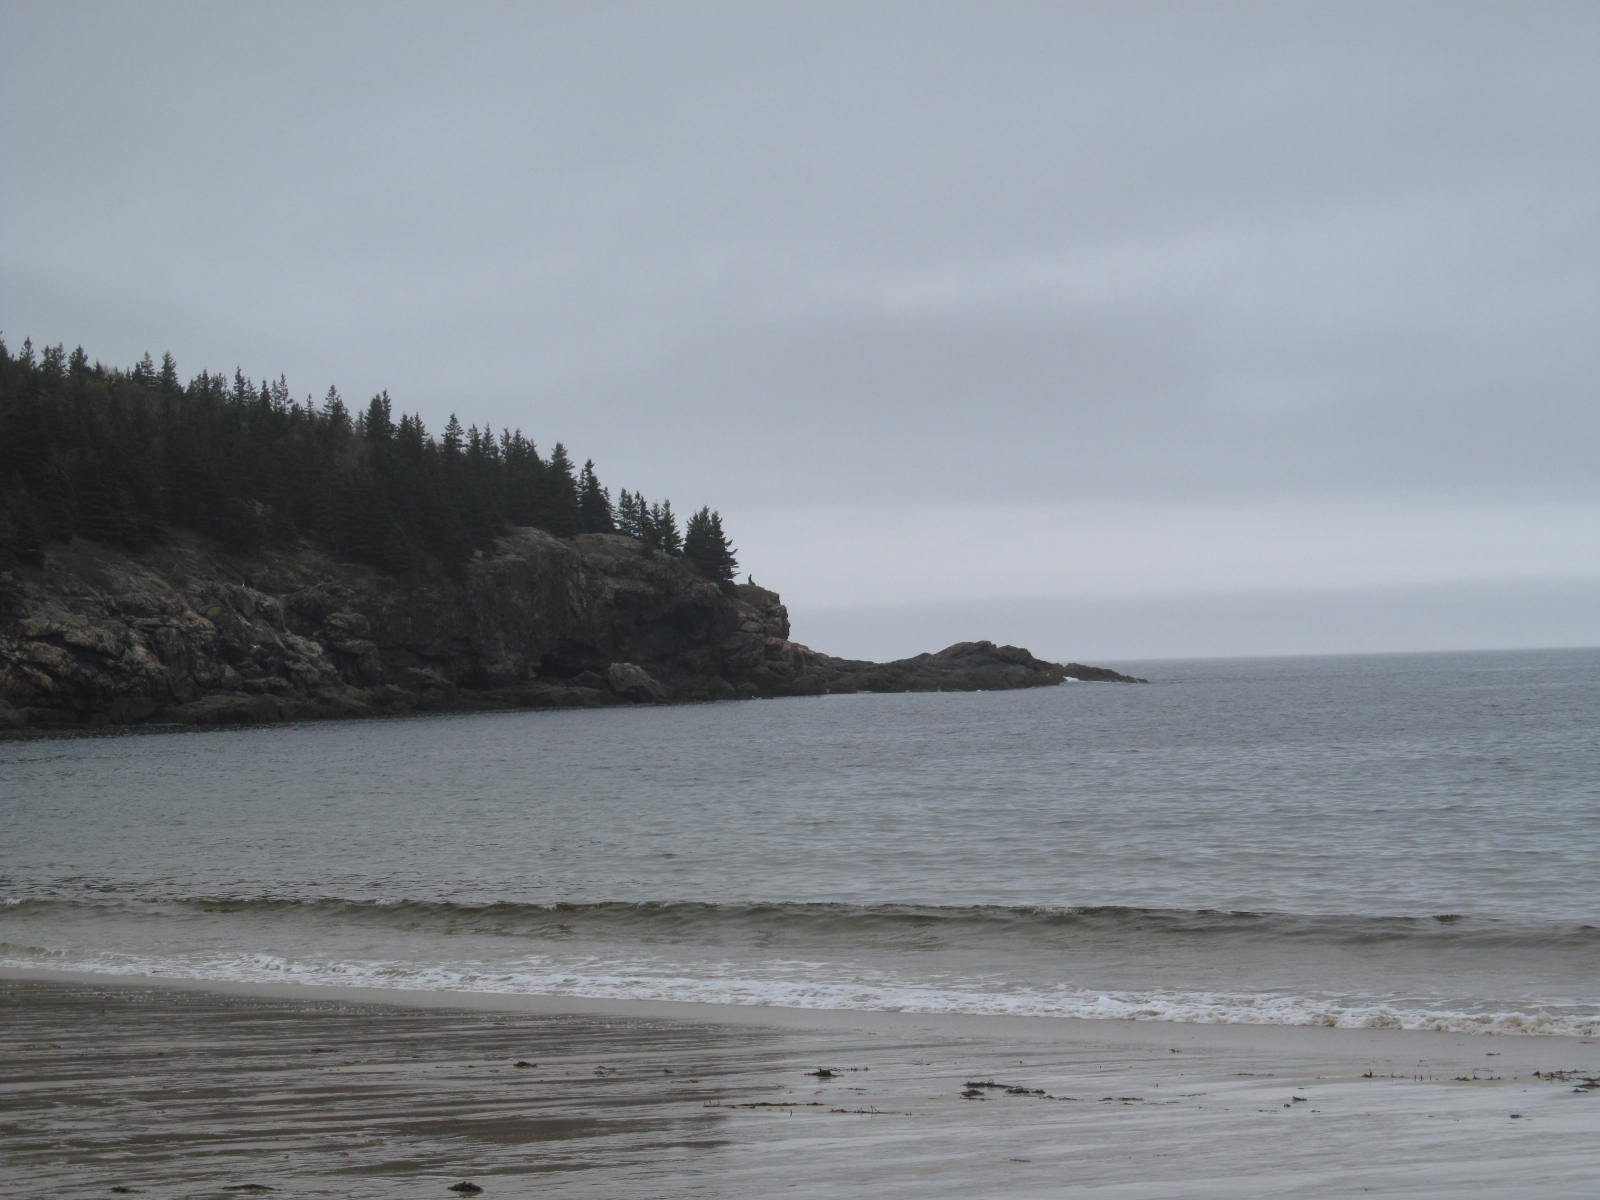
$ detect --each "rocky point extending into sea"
[0,528,1143,732]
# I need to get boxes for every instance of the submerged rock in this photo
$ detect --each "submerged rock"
[1061,662,1149,684]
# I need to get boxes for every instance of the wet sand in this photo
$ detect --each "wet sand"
[2,970,1597,1198]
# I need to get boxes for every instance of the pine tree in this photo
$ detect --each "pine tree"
[651,500,682,554]
[615,488,640,538]
[539,441,581,536]
[157,352,180,397]
[662,500,682,554]
[577,459,614,532]
[362,391,394,441]
[39,343,67,378]
[395,413,428,466]
[683,506,738,583]
[502,430,541,525]
[627,492,646,544]
[321,385,351,433]
[442,413,464,455]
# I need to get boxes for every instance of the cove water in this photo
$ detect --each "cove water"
[4,648,1597,1035]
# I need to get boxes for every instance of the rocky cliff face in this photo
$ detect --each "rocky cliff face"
[0,529,1140,732]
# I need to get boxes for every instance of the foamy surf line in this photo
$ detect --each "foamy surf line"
[3,949,1594,1038]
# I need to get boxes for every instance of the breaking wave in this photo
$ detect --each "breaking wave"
[6,893,1596,951]
[4,942,1596,1038]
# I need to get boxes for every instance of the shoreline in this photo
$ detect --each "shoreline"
[3,958,1593,1041]
[1,522,1114,736]
[5,970,1597,1198]
[3,963,1592,1055]
[0,672,1132,742]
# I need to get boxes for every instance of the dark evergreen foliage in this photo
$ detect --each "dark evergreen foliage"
[577,458,614,533]
[0,337,736,577]
[539,442,581,537]
[683,505,738,584]
[614,489,642,539]
[649,500,683,555]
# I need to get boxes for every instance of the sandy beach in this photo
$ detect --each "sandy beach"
[2,970,1596,1199]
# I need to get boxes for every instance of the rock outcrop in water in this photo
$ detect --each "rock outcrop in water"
[0,529,1143,731]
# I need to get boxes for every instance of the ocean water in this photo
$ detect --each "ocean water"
[3,648,1597,1036]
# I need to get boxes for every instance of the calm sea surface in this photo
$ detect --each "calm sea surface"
[4,648,1597,1034]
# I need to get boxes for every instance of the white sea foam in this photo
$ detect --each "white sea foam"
[6,948,1595,1038]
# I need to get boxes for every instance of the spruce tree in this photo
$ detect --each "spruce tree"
[539,441,581,536]
[157,352,181,396]
[683,506,738,583]
[362,392,394,441]
[577,458,614,532]
[321,385,351,433]
[615,488,640,538]
[442,413,464,455]
[502,430,541,525]
[652,500,682,554]
[636,493,656,547]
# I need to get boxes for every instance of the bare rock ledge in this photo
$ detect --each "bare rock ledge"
[0,529,1143,732]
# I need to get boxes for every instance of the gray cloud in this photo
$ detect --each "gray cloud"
[4,1,1597,657]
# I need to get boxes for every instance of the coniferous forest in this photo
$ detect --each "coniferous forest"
[0,336,738,583]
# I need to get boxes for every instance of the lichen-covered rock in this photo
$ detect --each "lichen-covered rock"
[606,661,667,703]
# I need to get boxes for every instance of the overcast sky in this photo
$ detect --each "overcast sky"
[4,1,1597,662]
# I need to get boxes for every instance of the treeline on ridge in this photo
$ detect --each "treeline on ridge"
[0,336,738,583]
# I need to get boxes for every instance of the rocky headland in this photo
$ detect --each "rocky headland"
[0,529,1144,732]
